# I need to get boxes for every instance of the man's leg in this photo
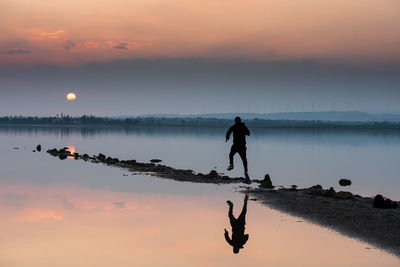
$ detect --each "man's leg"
[228,145,237,170]
[238,147,248,173]
[227,200,235,226]
[238,194,248,223]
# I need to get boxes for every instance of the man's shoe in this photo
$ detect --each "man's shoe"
[227,164,234,171]
[244,171,250,180]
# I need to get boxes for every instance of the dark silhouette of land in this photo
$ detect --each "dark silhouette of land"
[1,115,400,129]
[226,117,250,179]
[224,194,249,254]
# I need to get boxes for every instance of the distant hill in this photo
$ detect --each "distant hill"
[2,115,400,129]
[139,111,400,122]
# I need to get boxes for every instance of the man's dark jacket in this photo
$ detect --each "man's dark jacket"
[226,123,250,146]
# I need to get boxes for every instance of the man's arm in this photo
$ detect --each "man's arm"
[226,126,233,141]
[224,229,233,246]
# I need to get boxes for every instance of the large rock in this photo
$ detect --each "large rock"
[260,174,274,189]
[207,170,219,178]
[339,179,352,186]
[36,145,41,152]
[373,194,398,209]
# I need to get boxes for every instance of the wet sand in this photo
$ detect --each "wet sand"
[45,147,400,257]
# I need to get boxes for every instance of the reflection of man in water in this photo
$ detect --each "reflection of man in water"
[226,116,250,180]
[224,194,249,254]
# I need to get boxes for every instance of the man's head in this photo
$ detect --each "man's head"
[234,116,241,124]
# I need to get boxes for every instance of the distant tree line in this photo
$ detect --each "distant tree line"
[0,115,400,129]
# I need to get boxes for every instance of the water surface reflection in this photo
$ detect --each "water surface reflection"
[0,183,398,266]
[225,195,249,254]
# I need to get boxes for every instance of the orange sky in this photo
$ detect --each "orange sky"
[1,0,399,65]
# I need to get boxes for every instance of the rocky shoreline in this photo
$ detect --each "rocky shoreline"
[45,147,399,257]
[46,147,251,184]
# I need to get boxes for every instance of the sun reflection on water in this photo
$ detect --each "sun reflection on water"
[66,145,75,159]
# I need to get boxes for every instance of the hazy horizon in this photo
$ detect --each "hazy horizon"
[1,58,400,117]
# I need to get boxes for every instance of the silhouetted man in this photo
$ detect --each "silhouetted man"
[226,116,250,179]
[224,194,249,254]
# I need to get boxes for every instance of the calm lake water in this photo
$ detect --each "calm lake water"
[0,126,399,266]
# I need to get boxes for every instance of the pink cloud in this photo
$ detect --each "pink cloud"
[16,208,63,222]
[27,30,65,41]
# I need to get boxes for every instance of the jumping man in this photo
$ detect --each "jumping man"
[226,116,250,180]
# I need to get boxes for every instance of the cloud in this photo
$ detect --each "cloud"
[113,201,126,208]
[108,41,142,50]
[2,48,31,55]
[16,208,63,222]
[64,39,76,50]
[113,42,128,49]
[78,41,103,49]
[28,30,65,41]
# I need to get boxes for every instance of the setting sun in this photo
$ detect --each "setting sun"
[66,92,76,101]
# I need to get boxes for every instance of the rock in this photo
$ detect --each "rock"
[36,145,41,152]
[47,148,59,156]
[385,199,398,209]
[32,150,36,152]
[105,157,119,164]
[308,186,337,198]
[260,174,274,189]
[310,184,323,190]
[74,153,79,159]
[334,191,354,199]
[82,154,89,160]
[290,185,298,191]
[374,195,386,208]
[339,179,352,186]
[98,153,106,161]
[59,153,67,160]
[13,147,19,149]
[325,187,336,197]
[150,159,162,163]
[207,170,219,178]
[309,188,324,196]
[374,194,398,209]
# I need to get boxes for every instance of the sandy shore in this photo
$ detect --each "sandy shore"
[45,147,400,257]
